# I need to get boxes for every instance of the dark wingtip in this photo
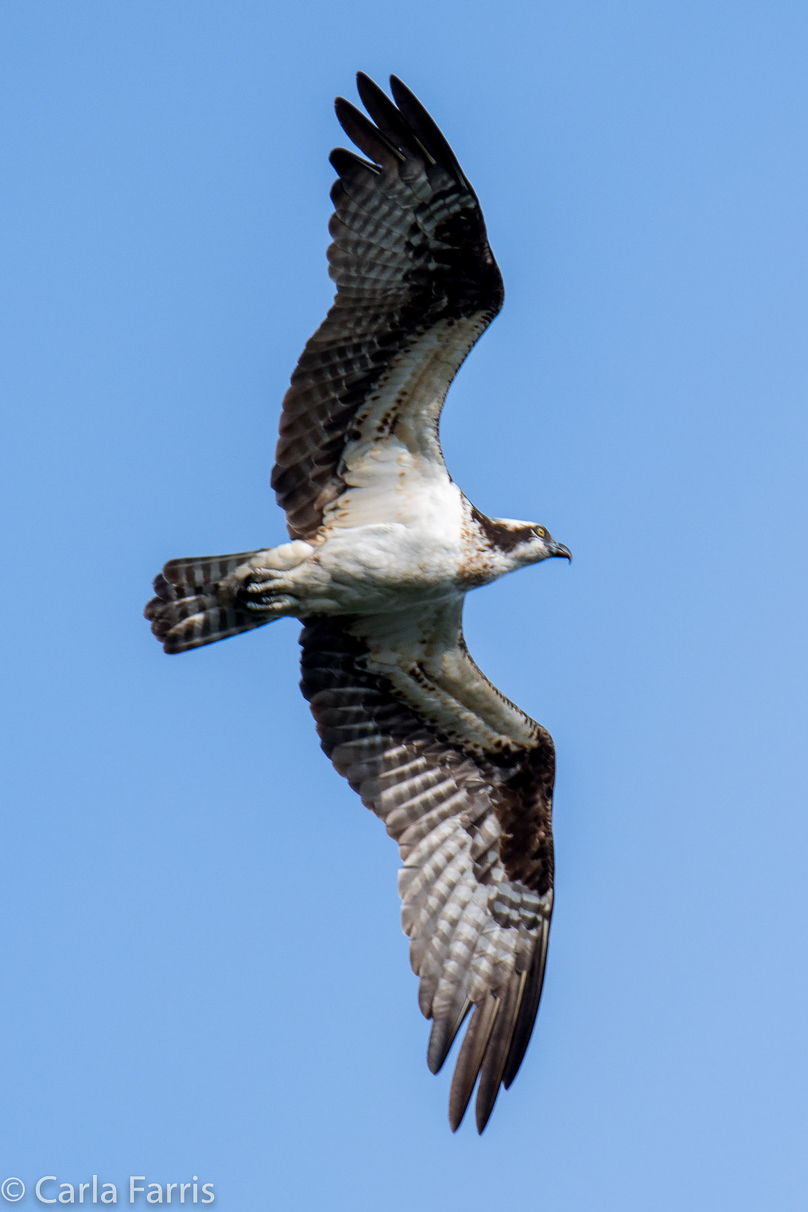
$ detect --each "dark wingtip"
[427,999,472,1075]
[475,1097,497,1134]
[388,74,468,184]
[502,926,550,1088]
[447,998,500,1133]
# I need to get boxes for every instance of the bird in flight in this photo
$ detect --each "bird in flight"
[145,73,571,1133]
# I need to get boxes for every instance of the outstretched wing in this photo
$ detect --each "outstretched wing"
[299,603,554,1133]
[272,74,504,541]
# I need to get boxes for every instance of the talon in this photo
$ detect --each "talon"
[244,575,291,596]
[241,594,296,614]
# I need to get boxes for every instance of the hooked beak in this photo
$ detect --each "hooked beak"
[550,541,572,563]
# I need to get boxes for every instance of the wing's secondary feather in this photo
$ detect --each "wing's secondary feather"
[272,73,504,540]
[299,608,554,1132]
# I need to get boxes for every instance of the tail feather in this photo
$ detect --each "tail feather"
[145,549,273,654]
[160,551,258,591]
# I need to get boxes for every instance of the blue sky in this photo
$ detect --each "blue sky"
[2,2,807,1208]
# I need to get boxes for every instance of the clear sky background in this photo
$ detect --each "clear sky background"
[2,2,807,1209]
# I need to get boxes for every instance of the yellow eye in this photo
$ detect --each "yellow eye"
[535,527,546,538]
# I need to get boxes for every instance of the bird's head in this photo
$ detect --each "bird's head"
[483,517,572,571]
[518,523,572,566]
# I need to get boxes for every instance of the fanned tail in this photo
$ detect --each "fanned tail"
[144,550,273,654]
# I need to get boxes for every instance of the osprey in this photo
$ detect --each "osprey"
[146,74,571,1133]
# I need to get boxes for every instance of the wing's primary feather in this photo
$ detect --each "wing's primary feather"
[299,606,554,1132]
[272,74,504,541]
